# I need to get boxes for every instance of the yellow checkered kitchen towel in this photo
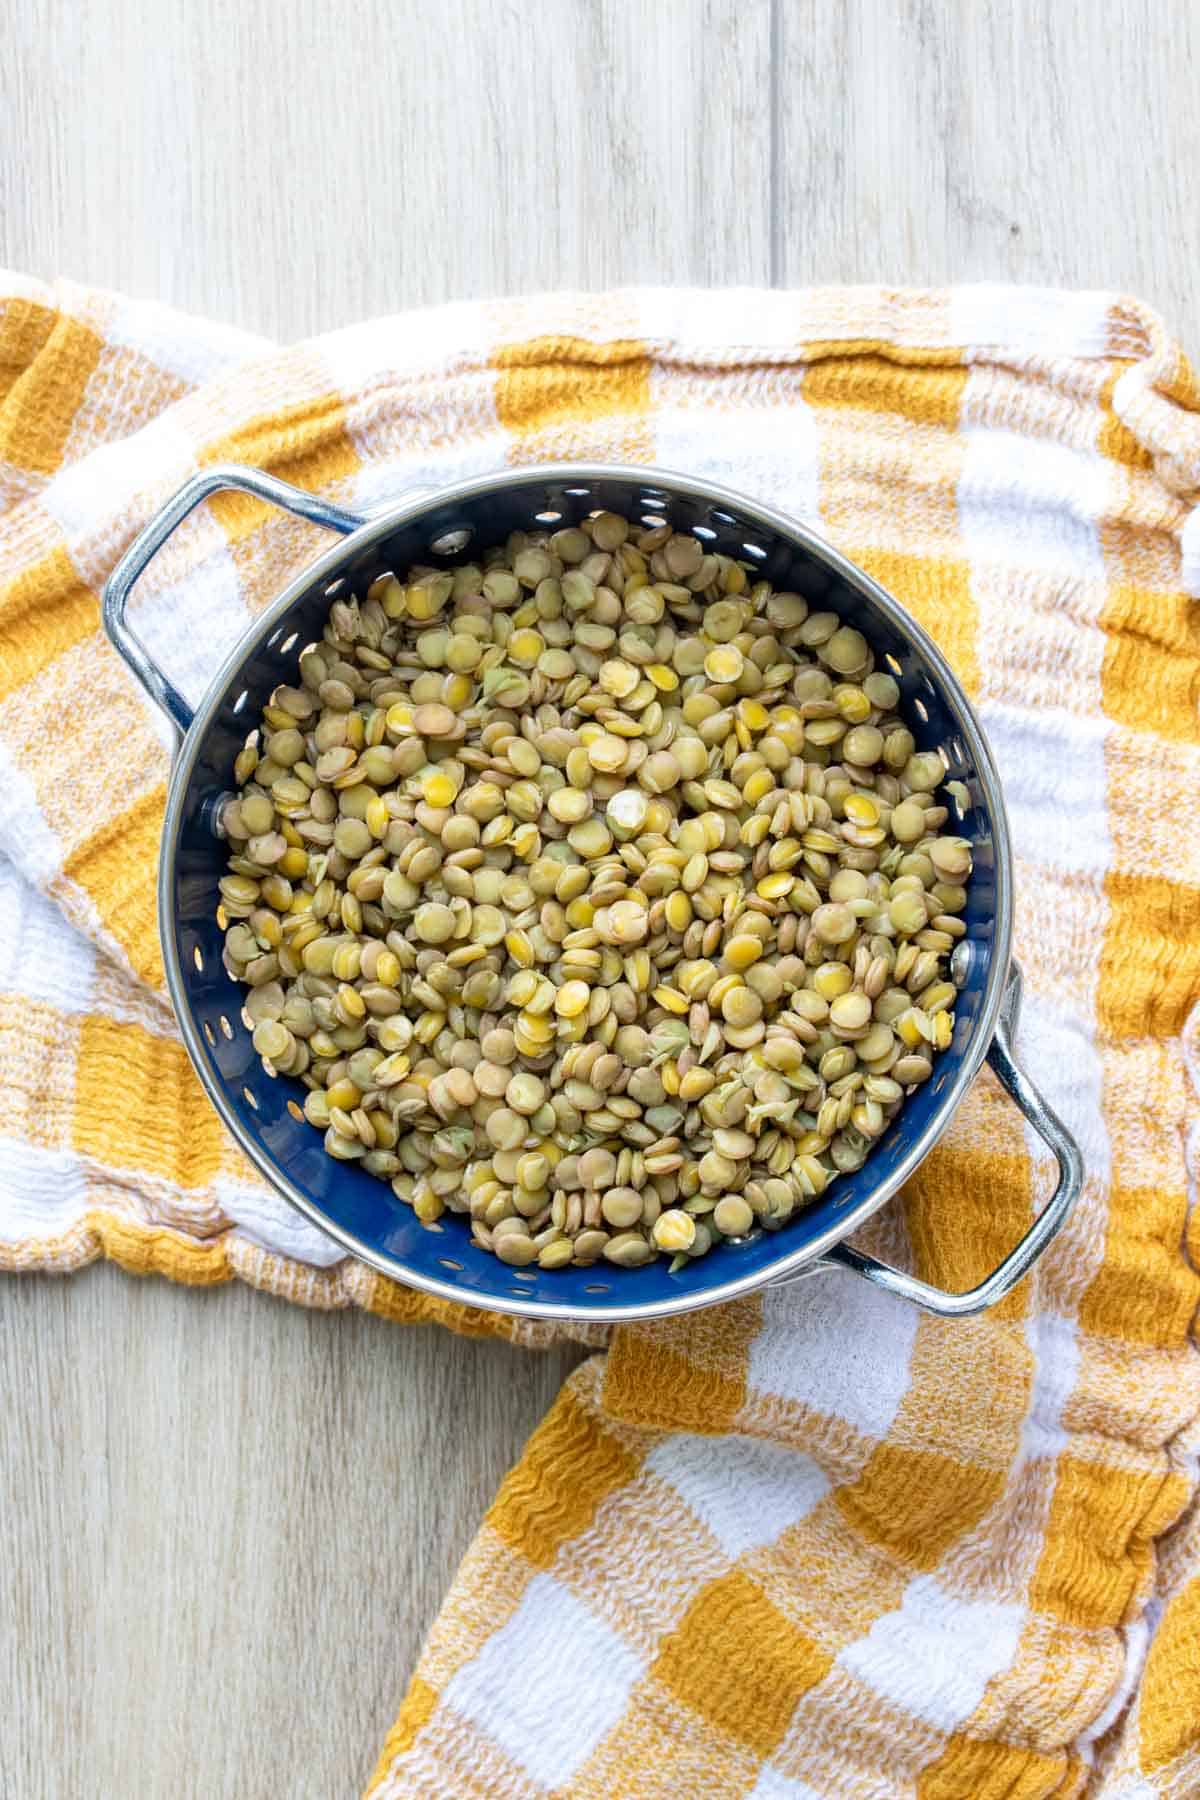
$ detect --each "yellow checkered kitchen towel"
[1,274,1198,1797]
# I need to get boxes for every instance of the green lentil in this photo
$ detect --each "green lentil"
[222,507,972,1276]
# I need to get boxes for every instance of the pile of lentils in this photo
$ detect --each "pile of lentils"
[218,508,972,1272]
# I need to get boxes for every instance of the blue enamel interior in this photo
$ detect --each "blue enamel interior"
[170,474,998,1313]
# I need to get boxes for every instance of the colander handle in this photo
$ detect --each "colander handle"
[817,962,1084,1316]
[101,463,365,735]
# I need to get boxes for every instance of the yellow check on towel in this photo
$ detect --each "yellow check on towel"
[1,275,1198,1796]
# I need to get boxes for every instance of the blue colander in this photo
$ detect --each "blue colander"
[103,464,1081,1324]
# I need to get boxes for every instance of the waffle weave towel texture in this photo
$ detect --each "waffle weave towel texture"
[1,274,1198,1797]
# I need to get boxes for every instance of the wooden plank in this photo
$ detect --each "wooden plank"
[0,0,774,340]
[0,1266,586,1797]
[0,9,773,1790]
[775,0,1200,352]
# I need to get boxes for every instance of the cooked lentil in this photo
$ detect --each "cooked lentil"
[220,508,971,1270]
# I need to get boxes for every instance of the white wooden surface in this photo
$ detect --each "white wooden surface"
[0,2,1196,1794]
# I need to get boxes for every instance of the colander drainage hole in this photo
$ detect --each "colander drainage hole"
[583,1283,610,1294]
[202,1021,216,1047]
[192,945,204,972]
[287,1100,304,1122]
[430,527,472,555]
[218,1014,233,1040]
[242,1086,258,1110]
[885,653,903,677]
[438,1257,464,1272]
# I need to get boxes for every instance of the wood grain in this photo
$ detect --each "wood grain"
[0,1266,585,1797]
[0,0,774,341]
[776,0,1199,349]
[0,0,1196,1793]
